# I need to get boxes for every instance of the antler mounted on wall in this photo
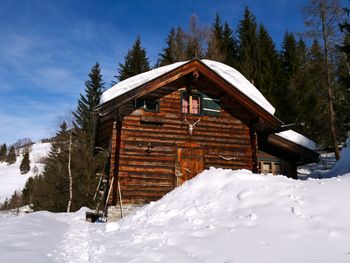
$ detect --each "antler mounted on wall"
[183,116,201,135]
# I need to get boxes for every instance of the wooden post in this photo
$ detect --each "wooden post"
[107,121,118,205]
[250,126,259,173]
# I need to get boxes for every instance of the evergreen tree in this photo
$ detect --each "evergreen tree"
[114,36,150,83]
[256,24,280,104]
[302,0,344,159]
[303,40,330,146]
[73,62,104,149]
[338,7,350,135]
[276,32,303,124]
[236,7,259,84]
[207,13,225,62]
[20,150,30,174]
[0,143,7,162]
[22,121,105,212]
[207,15,238,67]
[6,146,16,165]
[222,22,238,67]
[158,27,187,66]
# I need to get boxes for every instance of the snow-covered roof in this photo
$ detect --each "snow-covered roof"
[100,61,187,104]
[275,130,316,151]
[99,59,275,115]
[201,60,275,114]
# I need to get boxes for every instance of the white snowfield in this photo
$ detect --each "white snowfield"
[1,168,350,263]
[99,59,275,115]
[276,130,317,151]
[0,142,51,203]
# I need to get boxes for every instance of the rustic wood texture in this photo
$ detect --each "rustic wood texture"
[112,79,254,205]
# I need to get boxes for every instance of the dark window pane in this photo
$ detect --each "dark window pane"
[135,99,145,109]
[202,94,220,115]
[145,99,159,112]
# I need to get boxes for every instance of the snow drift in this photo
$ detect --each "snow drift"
[1,168,350,262]
[324,137,350,177]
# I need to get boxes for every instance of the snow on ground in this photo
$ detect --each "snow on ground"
[1,168,350,263]
[0,142,51,203]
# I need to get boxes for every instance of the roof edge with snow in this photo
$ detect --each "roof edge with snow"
[99,59,275,116]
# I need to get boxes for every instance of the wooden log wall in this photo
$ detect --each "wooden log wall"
[111,78,255,205]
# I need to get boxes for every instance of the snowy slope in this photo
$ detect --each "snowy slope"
[1,168,350,262]
[0,142,51,203]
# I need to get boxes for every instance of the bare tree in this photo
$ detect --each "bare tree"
[67,129,73,213]
[303,0,345,159]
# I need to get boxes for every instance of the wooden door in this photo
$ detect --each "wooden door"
[175,143,204,186]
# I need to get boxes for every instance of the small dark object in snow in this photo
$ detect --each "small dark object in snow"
[86,211,103,223]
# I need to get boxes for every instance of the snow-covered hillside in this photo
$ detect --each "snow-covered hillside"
[1,168,350,263]
[0,142,51,203]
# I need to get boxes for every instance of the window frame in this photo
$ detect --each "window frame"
[134,98,160,112]
[180,92,202,115]
[181,91,221,116]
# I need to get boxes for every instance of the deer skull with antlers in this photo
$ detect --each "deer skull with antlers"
[183,117,200,135]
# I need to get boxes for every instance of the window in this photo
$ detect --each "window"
[259,161,283,175]
[202,94,220,115]
[135,99,159,112]
[274,163,282,175]
[181,92,221,115]
[262,162,272,174]
[182,93,201,114]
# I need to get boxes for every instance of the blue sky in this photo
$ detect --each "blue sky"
[0,0,310,144]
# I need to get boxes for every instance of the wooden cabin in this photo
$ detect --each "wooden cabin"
[95,59,318,216]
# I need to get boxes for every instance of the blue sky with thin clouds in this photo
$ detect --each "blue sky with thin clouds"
[0,0,310,144]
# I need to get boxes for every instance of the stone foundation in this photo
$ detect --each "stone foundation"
[107,204,143,221]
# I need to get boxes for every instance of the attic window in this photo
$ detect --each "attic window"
[181,92,221,116]
[135,99,159,112]
[181,93,201,115]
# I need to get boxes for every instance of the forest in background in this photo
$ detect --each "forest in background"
[1,0,350,212]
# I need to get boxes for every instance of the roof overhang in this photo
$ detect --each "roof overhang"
[263,133,319,164]
[96,59,282,130]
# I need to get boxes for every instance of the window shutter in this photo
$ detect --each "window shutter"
[202,94,220,115]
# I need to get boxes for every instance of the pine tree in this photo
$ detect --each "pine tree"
[276,32,303,124]
[302,0,345,159]
[207,13,225,62]
[207,15,238,67]
[222,22,238,67]
[338,7,350,135]
[20,150,30,174]
[256,24,280,104]
[158,27,188,66]
[303,39,330,146]
[0,143,7,162]
[114,36,150,83]
[6,146,16,165]
[22,121,105,212]
[237,7,259,84]
[73,62,104,149]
